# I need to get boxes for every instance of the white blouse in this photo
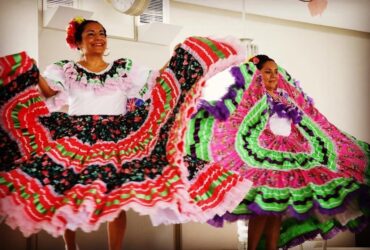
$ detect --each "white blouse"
[43,58,157,115]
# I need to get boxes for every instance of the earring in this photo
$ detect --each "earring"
[256,74,263,85]
[79,49,84,56]
[104,48,111,56]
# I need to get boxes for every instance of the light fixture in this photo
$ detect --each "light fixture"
[106,0,150,16]
[239,0,258,58]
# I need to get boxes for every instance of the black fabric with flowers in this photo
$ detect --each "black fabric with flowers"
[17,48,203,195]
[0,65,39,105]
[183,155,208,180]
[56,58,130,84]
[39,101,150,144]
[0,129,22,171]
[169,47,203,91]
[0,66,40,171]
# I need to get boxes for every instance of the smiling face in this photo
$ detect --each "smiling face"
[260,60,278,92]
[77,22,107,56]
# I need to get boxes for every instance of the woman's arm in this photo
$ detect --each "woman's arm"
[32,59,58,98]
[38,74,57,98]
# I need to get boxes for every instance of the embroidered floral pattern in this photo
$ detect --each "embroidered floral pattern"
[57,58,132,91]
[169,47,203,91]
[39,101,149,144]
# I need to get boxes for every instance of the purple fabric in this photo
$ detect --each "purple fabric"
[267,93,303,124]
[307,96,314,105]
[230,66,245,89]
[209,187,366,226]
[224,87,237,99]
[321,226,345,240]
[207,188,369,249]
[206,215,225,227]
[283,230,320,250]
[198,99,230,121]
[198,66,245,121]
[284,219,368,250]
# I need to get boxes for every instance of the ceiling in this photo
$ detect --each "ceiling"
[173,0,370,33]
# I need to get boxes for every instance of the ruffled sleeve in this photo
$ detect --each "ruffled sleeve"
[42,60,70,111]
[125,61,159,100]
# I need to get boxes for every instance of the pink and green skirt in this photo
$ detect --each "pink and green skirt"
[184,62,370,249]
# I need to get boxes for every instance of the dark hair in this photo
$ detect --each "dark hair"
[249,54,275,70]
[74,20,107,48]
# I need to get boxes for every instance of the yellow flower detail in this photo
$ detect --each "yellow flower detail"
[74,16,85,24]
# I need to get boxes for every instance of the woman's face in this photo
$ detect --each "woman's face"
[78,22,107,56]
[260,60,278,92]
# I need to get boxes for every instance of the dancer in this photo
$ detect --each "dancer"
[0,17,251,250]
[184,54,370,249]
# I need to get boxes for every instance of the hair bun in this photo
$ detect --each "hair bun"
[249,54,274,70]
[66,16,85,49]
[251,57,260,65]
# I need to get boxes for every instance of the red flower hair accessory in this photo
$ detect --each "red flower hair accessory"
[252,57,260,65]
[66,16,85,49]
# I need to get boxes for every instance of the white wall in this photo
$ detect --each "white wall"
[0,0,39,59]
[174,0,370,33]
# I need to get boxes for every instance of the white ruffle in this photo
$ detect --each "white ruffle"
[269,113,292,136]
[42,59,155,113]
